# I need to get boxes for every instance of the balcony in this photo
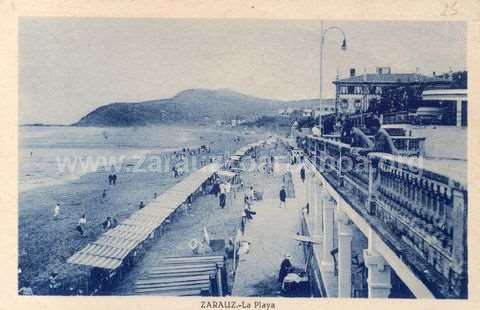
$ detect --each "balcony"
[302,136,468,298]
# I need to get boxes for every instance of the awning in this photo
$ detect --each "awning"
[217,170,237,178]
[67,163,221,270]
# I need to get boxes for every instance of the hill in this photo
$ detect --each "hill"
[73,88,330,127]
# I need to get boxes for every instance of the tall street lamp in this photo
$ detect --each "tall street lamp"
[319,21,347,133]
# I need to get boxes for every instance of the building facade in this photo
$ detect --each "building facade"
[422,88,467,127]
[333,67,450,115]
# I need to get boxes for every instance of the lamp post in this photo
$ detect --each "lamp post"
[319,21,347,134]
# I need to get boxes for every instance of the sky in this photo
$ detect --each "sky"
[19,18,466,124]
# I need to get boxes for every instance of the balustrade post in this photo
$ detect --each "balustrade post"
[450,188,467,296]
[363,230,392,298]
[337,210,353,297]
[338,145,344,188]
[313,178,324,238]
[321,194,336,272]
[367,155,379,215]
[305,166,311,207]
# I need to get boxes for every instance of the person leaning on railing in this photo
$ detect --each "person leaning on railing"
[349,117,398,156]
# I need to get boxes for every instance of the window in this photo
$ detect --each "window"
[354,86,362,94]
[348,86,354,94]
[354,99,362,111]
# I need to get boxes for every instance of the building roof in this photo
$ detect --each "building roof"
[333,73,450,85]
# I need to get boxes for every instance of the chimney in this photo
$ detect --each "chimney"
[350,68,356,77]
[376,67,391,75]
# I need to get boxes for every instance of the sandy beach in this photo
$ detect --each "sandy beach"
[18,126,267,294]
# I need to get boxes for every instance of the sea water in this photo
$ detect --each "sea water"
[19,125,225,192]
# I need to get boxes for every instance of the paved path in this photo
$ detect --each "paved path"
[232,165,306,296]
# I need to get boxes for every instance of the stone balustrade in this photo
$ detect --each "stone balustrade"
[302,135,468,298]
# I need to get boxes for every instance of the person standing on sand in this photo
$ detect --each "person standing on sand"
[76,214,87,237]
[300,166,306,183]
[53,203,60,219]
[219,192,226,209]
[279,186,287,208]
[102,216,113,231]
[139,201,145,209]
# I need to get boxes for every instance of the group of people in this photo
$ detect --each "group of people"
[101,216,118,231]
[107,174,117,185]
[260,155,275,176]
[339,115,398,156]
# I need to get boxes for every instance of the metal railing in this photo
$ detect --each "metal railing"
[321,134,426,157]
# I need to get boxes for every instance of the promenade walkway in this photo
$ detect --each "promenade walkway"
[232,164,306,296]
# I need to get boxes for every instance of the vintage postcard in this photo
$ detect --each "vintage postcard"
[1,1,480,310]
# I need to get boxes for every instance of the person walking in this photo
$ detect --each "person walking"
[248,186,255,202]
[48,272,61,295]
[219,192,226,209]
[139,201,145,209]
[112,174,117,185]
[279,186,287,208]
[278,254,293,284]
[243,197,256,220]
[53,203,60,220]
[300,166,306,183]
[211,181,221,197]
[108,174,113,185]
[76,214,87,237]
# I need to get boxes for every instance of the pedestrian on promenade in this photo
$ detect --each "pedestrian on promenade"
[243,199,256,220]
[53,203,60,220]
[112,174,117,185]
[300,166,306,183]
[102,189,107,199]
[76,214,87,237]
[248,186,255,202]
[279,186,287,208]
[48,271,61,295]
[108,174,113,185]
[278,254,293,284]
[219,192,226,209]
[211,181,221,197]
[224,182,232,206]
